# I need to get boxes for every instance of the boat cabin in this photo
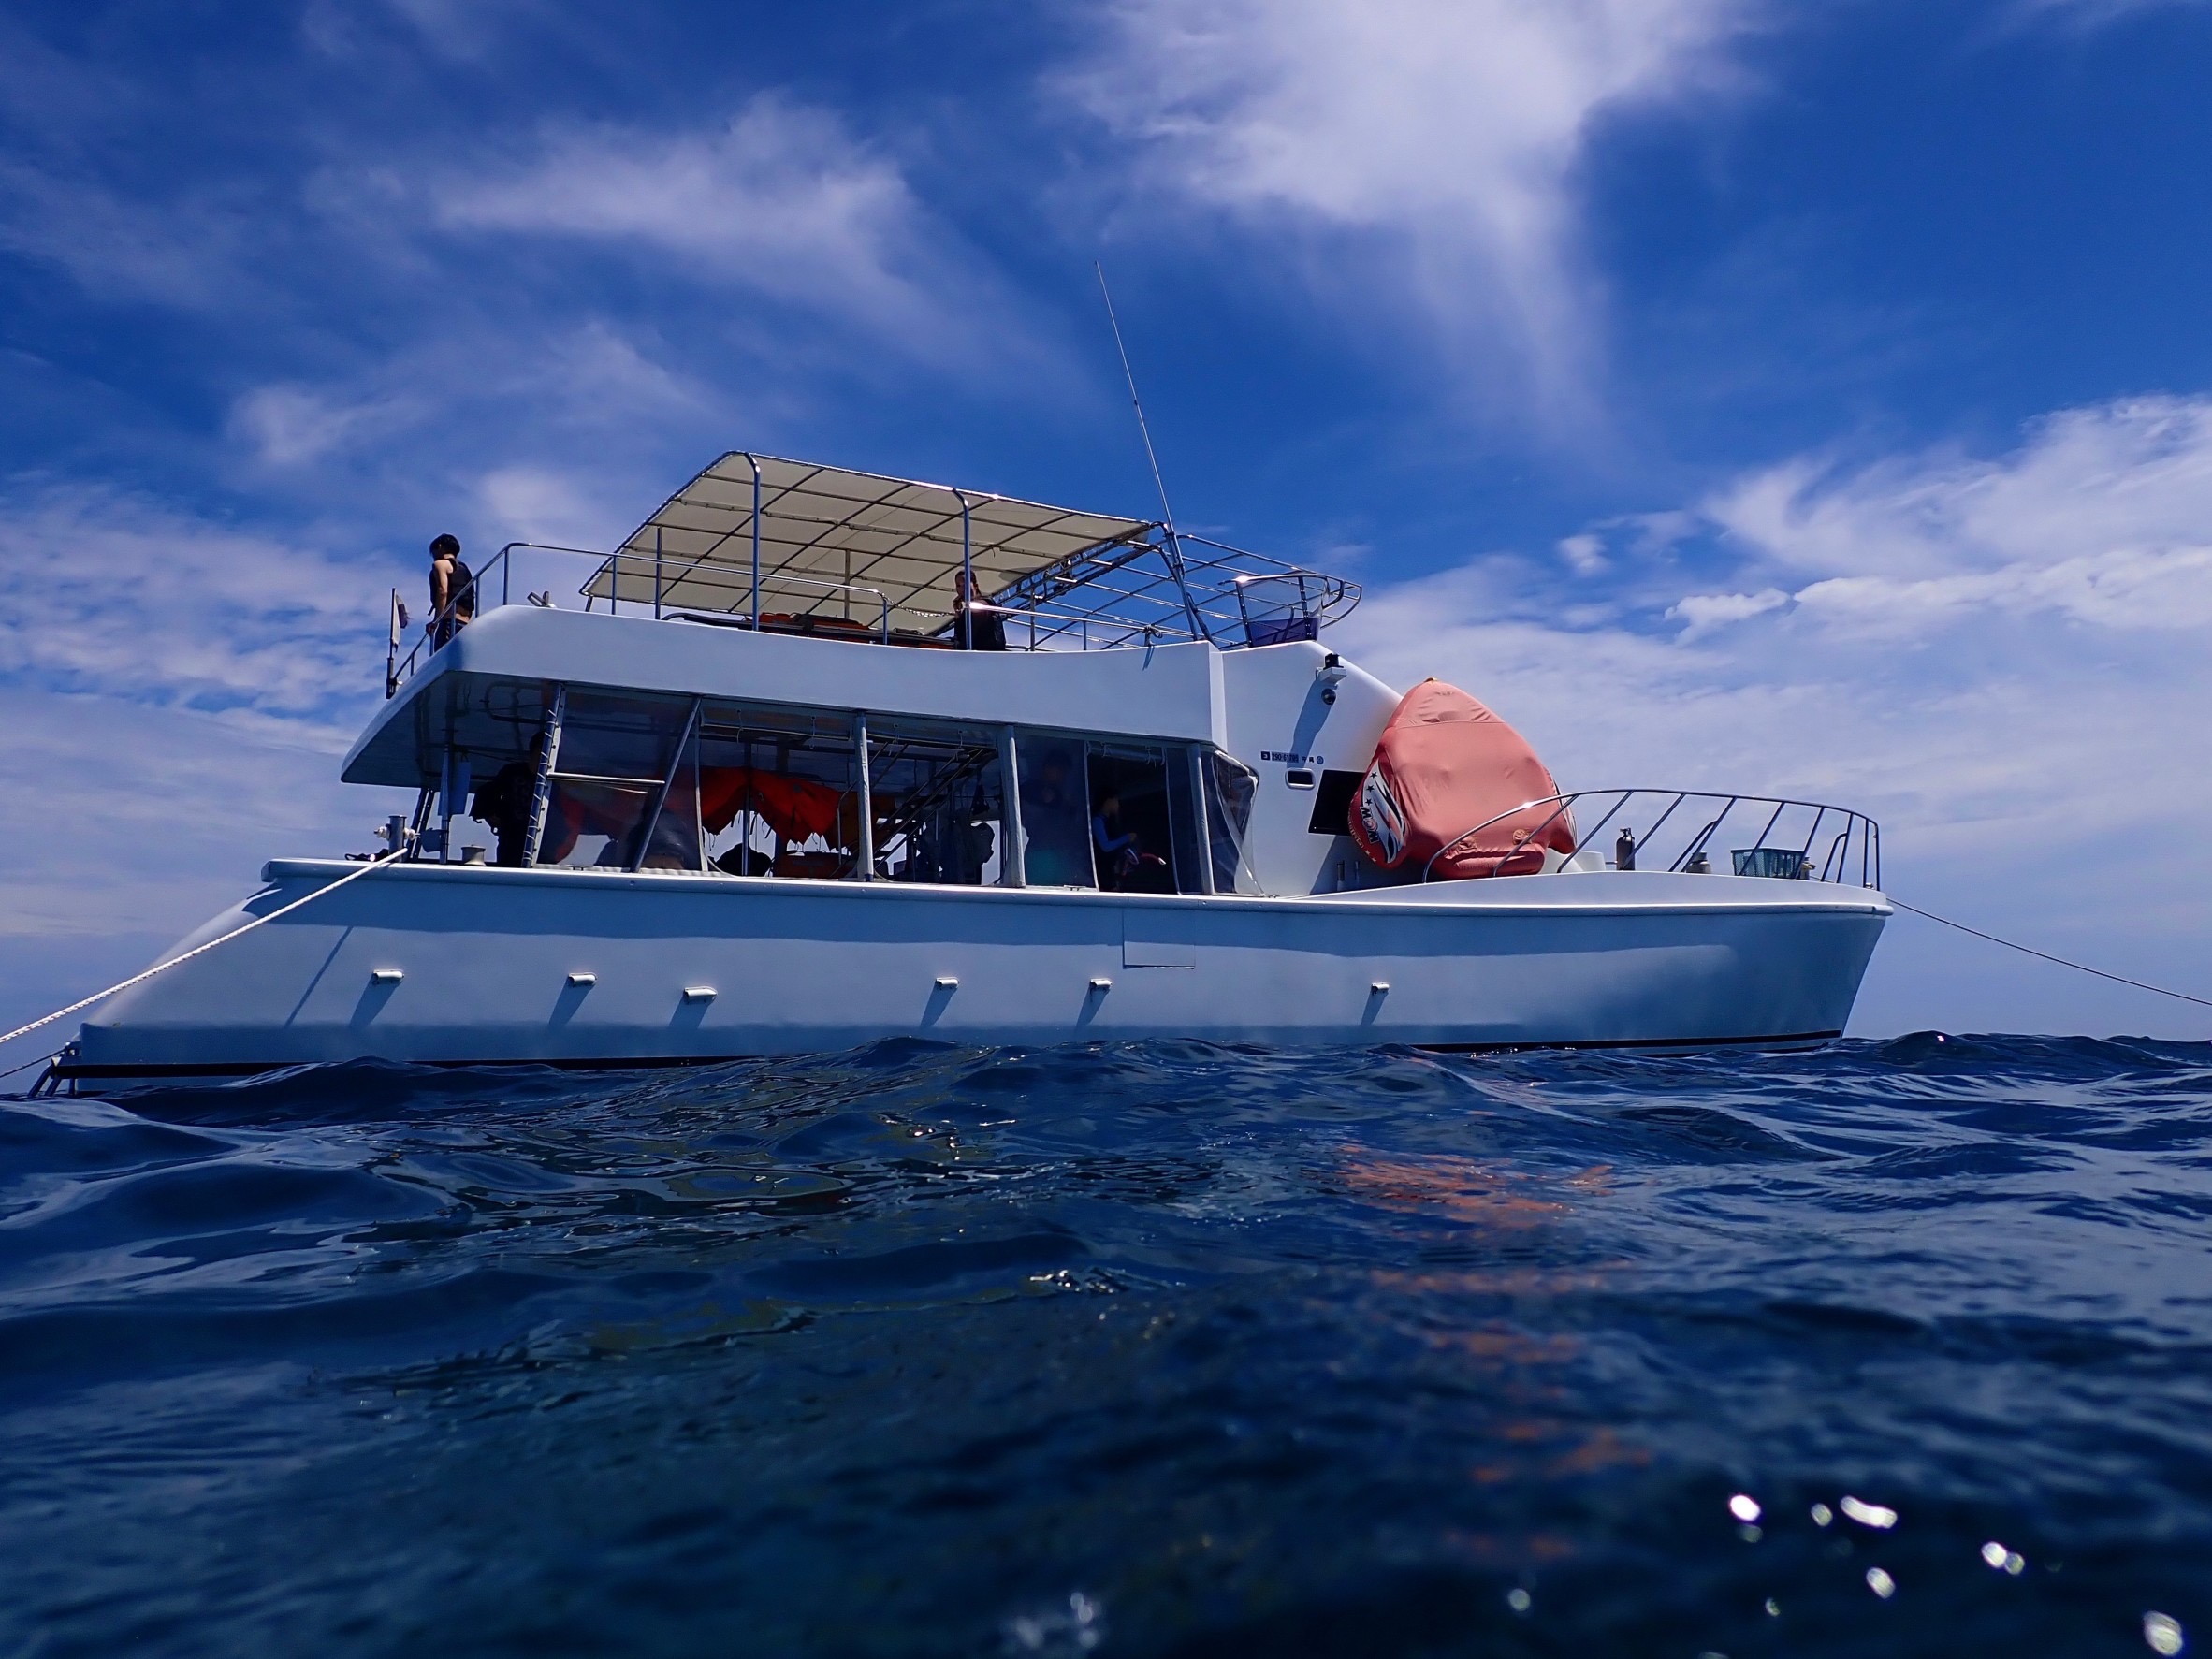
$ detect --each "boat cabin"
[351,455,1402,898]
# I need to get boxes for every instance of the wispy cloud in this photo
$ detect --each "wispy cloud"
[1338,396,2212,1012]
[1070,0,1750,419]
[437,94,1027,369]
[2010,0,2211,28]
[0,485,396,722]
[1681,397,2212,635]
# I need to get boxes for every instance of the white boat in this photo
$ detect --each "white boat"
[51,455,1888,1089]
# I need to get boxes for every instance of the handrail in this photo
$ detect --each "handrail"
[1420,793,1575,882]
[386,541,606,696]
[1421,788,1883,888]
[379,523,1361,698]
[385,544,897,698]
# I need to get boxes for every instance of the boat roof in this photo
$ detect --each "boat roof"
[587,454,1157,639]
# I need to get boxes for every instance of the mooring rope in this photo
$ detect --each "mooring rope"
[1890,898,2212,1011]
[0,855,395,1055]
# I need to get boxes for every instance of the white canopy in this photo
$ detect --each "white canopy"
[586,453,1157,638]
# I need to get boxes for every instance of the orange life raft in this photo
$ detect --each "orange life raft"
[1346,680,1577,879]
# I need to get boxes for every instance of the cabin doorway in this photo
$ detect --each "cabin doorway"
[1086,747,1176,893]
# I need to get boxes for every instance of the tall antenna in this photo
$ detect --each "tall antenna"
[1095,262,1208,640]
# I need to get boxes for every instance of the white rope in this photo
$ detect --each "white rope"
[0,855,396,1053]
[1891,898,2212,1011]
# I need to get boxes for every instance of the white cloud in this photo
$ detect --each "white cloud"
[1700,397,2212,633]
[1666,587,1786,634]
[2011,0,2210,27]
[1072,0,1749,415]
[438,95,1016,366]
[1556,532,1608,575]
[230,385,418,468]
[0,485,398,720]
[0,493,415,1029]
[474,465,612,549]
[0,160,248,309]
[1335,397,2212,1036]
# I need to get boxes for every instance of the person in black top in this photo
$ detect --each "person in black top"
[953,569,1006,651]
[429,533,475,646]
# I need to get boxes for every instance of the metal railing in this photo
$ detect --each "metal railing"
[383,527,1363,697]
[386,543,895,696]
[988,531,1361,651]
[1422,789,1882,888]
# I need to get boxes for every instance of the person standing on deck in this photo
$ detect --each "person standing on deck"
[953,568,1006,651]
[429,534,475,647]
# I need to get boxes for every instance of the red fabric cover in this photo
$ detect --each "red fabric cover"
[1347,681,1576,880]
[700,767,846,846]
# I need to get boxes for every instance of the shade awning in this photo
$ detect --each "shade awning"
[584,454,1157,638]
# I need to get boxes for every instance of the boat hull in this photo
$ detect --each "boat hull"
[64,860,1888,1083]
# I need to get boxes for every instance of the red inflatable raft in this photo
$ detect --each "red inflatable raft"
[1347,680,1578,879]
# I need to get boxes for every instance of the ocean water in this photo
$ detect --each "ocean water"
[3,1036,2209,1657]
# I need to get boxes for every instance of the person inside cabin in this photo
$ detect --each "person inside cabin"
[473,739,540,866]
[429,534,476,646]
[953,569,1006,651]
[1092,792,1141,889]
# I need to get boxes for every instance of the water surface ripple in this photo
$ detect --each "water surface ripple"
[4,1034,2210,1655]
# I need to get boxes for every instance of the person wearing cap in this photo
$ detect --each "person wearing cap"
[429,534,476,647]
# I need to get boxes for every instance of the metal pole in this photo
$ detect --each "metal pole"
[630,698,702,872]
[749,454,763,630]
[960,493,974,649]
[521,685,566,866]
[852,712,874,880]
[998,728,1026,888]
[444,743,466,862]
[741,734,754,877]
[654,525,664,620]
[1096,263,1208,642]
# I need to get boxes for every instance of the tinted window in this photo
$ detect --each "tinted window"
[1017,735,1094,889]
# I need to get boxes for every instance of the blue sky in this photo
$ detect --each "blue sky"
[5,0,2212,1039]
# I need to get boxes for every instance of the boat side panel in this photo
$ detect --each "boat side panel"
[345,610,1221,786]
[77,868,1886,1068]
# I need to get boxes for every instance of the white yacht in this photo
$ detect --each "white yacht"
[51,454,1888,1089]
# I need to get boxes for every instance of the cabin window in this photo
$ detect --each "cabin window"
[1206,752,1259,894]
[866,718,1009,886]
[1016,735,1095,889]
[510,681,1250,896]
[1165,749,1208,895]
[536,691,698,870]
[639,721,704,871]
[1305,769,1362,837]
[1085,744,1182,894]
[695,703,865,879]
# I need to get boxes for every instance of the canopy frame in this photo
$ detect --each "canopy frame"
[572,452,1361,652]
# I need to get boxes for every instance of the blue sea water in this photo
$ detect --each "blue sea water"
[3,1035,2210,1657]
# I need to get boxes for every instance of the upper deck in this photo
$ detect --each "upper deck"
[385,453,1361,705]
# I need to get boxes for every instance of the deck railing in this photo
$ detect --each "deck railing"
[385,530,1364,698]
[386,544,895,697]
[1423,789,1883,889]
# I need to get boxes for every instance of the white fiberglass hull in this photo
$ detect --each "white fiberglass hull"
[65,860,1888,1084]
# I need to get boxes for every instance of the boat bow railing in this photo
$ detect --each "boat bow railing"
[1423,788,1882,888]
